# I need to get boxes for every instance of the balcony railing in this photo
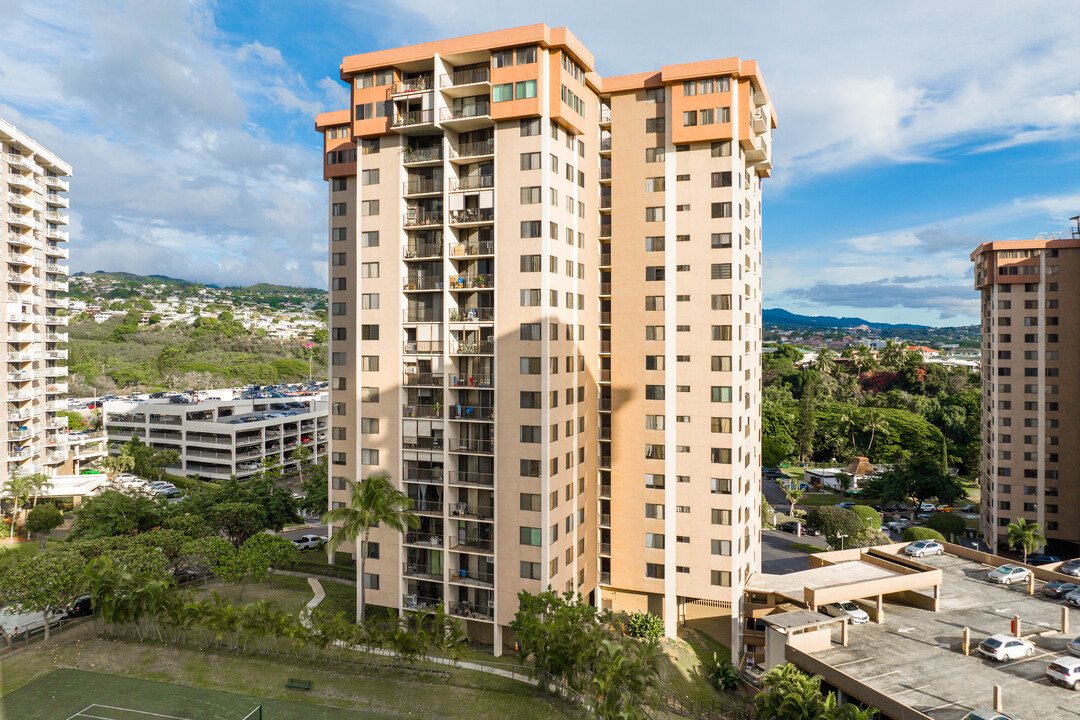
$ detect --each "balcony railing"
[441,102,490,121]
[403,146,443,164]
[449,307,493,322]
[450,438,494,455]
[403,178,442,195]
[450,535,494,553]
[402,404,443,419]
[403,308,441,323]
[599,108,612,123]
[404,467,444,483]
[46,176,70,190]
[448,273,492,289]
[449,405,494,421]
[450,175,494,191]
[403,594,444,612]
[403,211,443,228]
[404,531,443,547]
[403,277,444,291]
[403,340,443,354]
[393,76,433,94]
[403,562,442,581]
[393,109,435,127]
[600,542,611,555]
[599,137,612,151]
[402,435,444,450]
[450,340,493,355]
[445,67,490,86]
[403,242,442,259]
[449,602,493,621]
[403,372,444,387]
[449,208,494,224]
[410,498,444,515]
[450,240,494,257]
[450,374,492,388]
[454,139,494,158]
[600,571,611,585]
[450,568,494,587]
[449,502,494,520]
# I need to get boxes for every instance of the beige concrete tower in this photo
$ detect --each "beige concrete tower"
[972,221,1080,556]
[316,25,774,659]
[2,118,71,481]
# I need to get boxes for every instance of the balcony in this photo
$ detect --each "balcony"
[451,139,494,161]
[7,174,33,190]
[449,568,494,588]
[403,594,444,613]
[441,67,490,92]
[7,192,31,208]
[448,207,494,226]
[410,498,444,516]
[404,531,444,548]
[46,211,68,225]
[44,366,67,378]
[403,146,443,165]
[403,242,442,259]
[402,211,443,228]
[7,153,32,169]
[450,340,493,355]
[449,175,493,192]
[449,240,493,257]
[600,571,611,585]
[402,435,444,451]
[404,467,444,483]
[403,178,442,196]
[45,315,69,326]
[440,102,491,130]
[403,276,444,291]
[449,374,492,388]
[46,193,69,208]
[599,483,611,498]
[46,383,68,394]
[7,429,32,441]
[599,107,611,125]
[46,400,66,412]
[392,108,435,129]
[6,213,33,229]
[449,307,493,322]
[449,601,493,622]
[403,562,442,582]
[45,263,69,275]
[46,176,70,191]
[45,281,68,292]
[449,438,493,455]
[449,404,493,421]
[6,372,32,382]
[599,222,612,238]
[448,273,492,290]
[599,514,611,528]
[403,340,444,355]
[403,372,444,387]
[599,136,612,152]
[599,542,611,556]
[46,332,68,342]
[45,245,68,258]
[450,534,494,554]
[403,308,441,323]
[391,76,433,96]
[402,403,443,419]
[45,297,68,309]
[753,107,769,134]
[745,135,769,164]
[6,312,35,324]
[6,233,32,247]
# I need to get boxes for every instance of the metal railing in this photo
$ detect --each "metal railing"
[449,503,494,520]
[403,178,442,194]
[454,139,494,158]
[449,207,494,224]
[445,67,490,86]
[403,146,443,163]
[403,340,444,354]
[449,438,494,454]
[450,535,494,553]
[449,405,494,421]
[450,175,493,191]
[403,372,444,387]
[393,76,432,94]
[393,109,434,127]
[449,307,493,322]
[403,562,442,580]
[448,273,492,289]
[441,102,490,121]
[449,602,493,621]
[403,211,443,227]
[401,404,443,419]
[404,531,444,547]
[409,499,444,514]
[450,568,494,586]
[450,340,493,355]
[402,435,444,450]
[449,374,492,388]
[403,308,442,323]
[403,467,444,482]
[403,277,443,291]
[449,240,493,257]
[403,242,442,259]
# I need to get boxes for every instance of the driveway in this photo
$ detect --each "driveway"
[761,528,828,574]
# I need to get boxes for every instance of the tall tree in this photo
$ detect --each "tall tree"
[209,502,267,548]
[879,339,906,369]
[25,474,53,507]
[1006,518,1046,564]
[2,474,33,541]
[322,472,419,621]
[1,551,86,641]
[861,409,891,456]
[756,663,877,720]
[25,504,64,550]
[813,348,837,376]
[291,445,312,484]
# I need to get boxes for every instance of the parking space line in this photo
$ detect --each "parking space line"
[832,657,871,668]
[1009,650,1055,666]
[860,670,900,682]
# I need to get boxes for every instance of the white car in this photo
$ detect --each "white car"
[1047,656,1080,690]
[291,535,327,551]
[988,565,1032,585]
[919,502,936,512]
[905,540,944,557]
[823,601,869,624]
[978,633,1034,661]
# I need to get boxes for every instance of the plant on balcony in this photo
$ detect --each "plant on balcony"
[471,275,486,288]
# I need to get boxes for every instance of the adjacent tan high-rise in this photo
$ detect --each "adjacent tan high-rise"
[972,218,1080,556]
[316,24,774,657]
[2,118,71,480]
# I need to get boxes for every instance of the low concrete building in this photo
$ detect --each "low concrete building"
[103,397,328,480]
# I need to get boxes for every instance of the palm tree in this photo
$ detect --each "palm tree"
[2,474,34,541]
[814,348,837,376]
[879,339,906,369]
[861,409,891,456]
[1006,517,1046,564]
[322,471,419,621]
[98,452,135,479]
[291,445,312,484]
[27,473,53,507]
[853,345,876,374]
[839,410,861,454]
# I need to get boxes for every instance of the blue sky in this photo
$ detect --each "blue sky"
[3,0,1079,326]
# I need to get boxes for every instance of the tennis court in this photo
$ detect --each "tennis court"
[2,669,401,720]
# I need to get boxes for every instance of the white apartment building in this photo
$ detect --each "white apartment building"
[2,117,71,480]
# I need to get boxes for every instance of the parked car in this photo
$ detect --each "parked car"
[291,535,327,551]
[1059,559,1080,577]
[988,565,1032,585]
[885,520,908,532]
[1064,589,1080,608]
[63,595,94,618]
[0,606,65,636]
[958,504,977,513]
[823,601,869,624]
[919,502,936,512]
[884,503,908,512]
[169,395,190,404]
[1028,554,1063,566]
[159,487,183,498]
[978,634,1035,661]
[961,710,1021,720]
[834,502,857,509]
[935,505,955,513]
[778,521,820,536]
[905,540,944,558]
[1047,656,1080,690]
[1042,581,1079,599]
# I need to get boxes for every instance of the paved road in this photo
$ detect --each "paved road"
[279,523,327,541]
[761,528,828,574]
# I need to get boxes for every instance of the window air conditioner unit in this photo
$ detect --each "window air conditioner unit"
[453,502,467,515]
[487,599,495,609]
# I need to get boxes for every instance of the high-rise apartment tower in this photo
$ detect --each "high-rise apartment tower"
[2,118,71,480]
[972,216,1080,556]
[316,25,774,657]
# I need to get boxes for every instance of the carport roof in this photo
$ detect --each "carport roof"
[747,561,902,602]
[761,609,837,631]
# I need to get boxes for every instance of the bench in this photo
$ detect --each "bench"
[285,678,313,691]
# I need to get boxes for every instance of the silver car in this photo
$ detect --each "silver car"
[1059,558,1080,577]
[987,564,1031,585]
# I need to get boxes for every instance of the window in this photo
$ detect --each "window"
[520,527,541,546]
[645,326,665,340]
[711,570,731,587]
[360,293,378,309]
[360,324,379,340]
[361,168,379,185]
[360,386,379,402]
[645,415,665,430]
[360,137,379,155]
[711,140,731,157]
[645,473,665,488]
[645,444,664,459]
[645,296,664,311]
[492,83,514,102]
[646,563,665,579]
[645,117,665,133]
[520,186,541,204]
[712,539,732,556]
[711,171,732,188]
[645,533,665,549]
[520,152,541,170]
[331,327,347,340]
[331,202,347,216]
[645,503,664,519]
[712,325,732,341]
[362,573,379,590]
[520,220,542,238]
[358,230,380,248]
[520,561,541,580]
[361,262,379,278]
[520,493,541,512]
[361,199,379,216]
[712,509,731,525]
[683,110,698,126]
[516,80,537,99]
[360,448,379,465]
[645,147,665,163]
[360,356,379,371]
[712,202,732,218]
[645,87,664,104]
[520,357,541,374]
[645,177,665,192]
[331,227,347,242]
[645,267,665,281]
[711,447,732,464]
[520,425,542,443]
[645,385,665,400]
[359,418,378,434]
[645,236,665,252]
[517,46,537,64]
[711,477,731,494]
[331,177,348,191]
[331,252,347,267]
[331,451,347,465]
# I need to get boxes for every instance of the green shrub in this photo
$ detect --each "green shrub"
[850,505,881,530]
[708,651,740,690]
[926,512,966,540]
[624,611,664,640]
[902,527,945,542]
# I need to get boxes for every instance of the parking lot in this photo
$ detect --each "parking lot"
[811,553,1080,719]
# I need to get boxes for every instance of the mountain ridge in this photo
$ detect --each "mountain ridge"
[764,308,932,330]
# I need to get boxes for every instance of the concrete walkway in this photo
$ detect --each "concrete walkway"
[296,575,537,686]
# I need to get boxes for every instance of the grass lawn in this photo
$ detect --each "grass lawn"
[788,543,826,554]
[656,628,735,706]
[0,623,574,720]
[195,575,316,616]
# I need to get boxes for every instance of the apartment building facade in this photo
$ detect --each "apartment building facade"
[316,25,774,657]
[1,118,71,481]
[972,218,1080,556]
[103,397,328,481]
